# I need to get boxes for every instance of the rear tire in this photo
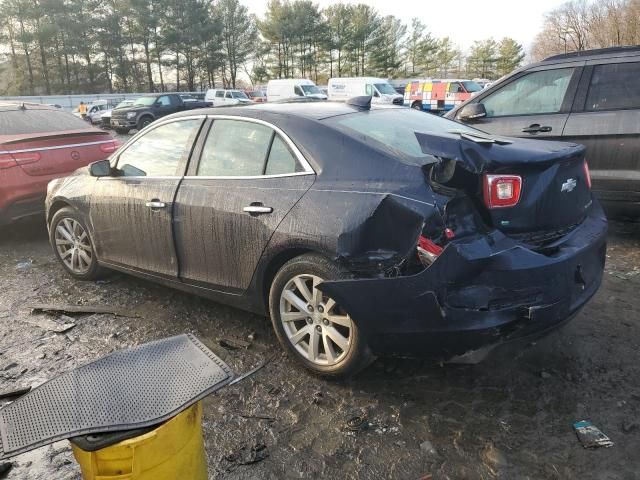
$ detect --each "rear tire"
[49,207,104,281]
[269,253,374,378]
[412,102,423,111]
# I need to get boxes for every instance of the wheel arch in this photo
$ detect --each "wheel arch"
[47,199,73,225]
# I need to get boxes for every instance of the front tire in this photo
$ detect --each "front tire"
[49,207,103,281]
[269,253,374,378]
[137,116,152,130]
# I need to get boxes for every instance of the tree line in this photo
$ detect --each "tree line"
[532,0,640,60]
[0,0,579,96]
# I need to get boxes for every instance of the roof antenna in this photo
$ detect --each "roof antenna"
[346,96,372,110]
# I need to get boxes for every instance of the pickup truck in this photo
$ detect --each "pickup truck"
[110,93,211,134]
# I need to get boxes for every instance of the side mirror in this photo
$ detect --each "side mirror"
[458,103,487,122]
[89,159,112,177]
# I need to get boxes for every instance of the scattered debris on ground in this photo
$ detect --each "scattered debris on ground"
[574,420,614,448]
[27,303,140,318]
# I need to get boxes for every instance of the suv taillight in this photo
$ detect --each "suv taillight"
[0,153,18,169]
[483,174,522,209]
[99,140,119,154]
[583,160,592,190]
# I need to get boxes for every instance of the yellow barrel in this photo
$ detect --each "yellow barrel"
[71,402,207,480]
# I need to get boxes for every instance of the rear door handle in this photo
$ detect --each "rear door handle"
[145,200,166,209]
[522,124,552,134]
[243,205,273,214]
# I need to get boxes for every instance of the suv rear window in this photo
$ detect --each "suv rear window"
[586,62,640,111]
[0,108,92,136]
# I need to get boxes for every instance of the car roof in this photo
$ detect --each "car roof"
[0,102,56,112]
[171,100,399,121]
[543,45,640,62]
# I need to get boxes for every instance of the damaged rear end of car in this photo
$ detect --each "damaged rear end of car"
[315,109,607,362]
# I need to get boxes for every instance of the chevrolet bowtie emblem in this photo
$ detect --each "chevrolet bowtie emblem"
[561,178,577,193]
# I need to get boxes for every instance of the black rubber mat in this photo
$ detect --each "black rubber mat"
[0,334,232,459]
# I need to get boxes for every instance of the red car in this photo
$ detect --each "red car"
[0,103,119,224]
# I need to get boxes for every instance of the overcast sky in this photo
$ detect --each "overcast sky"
[242,0,564,53]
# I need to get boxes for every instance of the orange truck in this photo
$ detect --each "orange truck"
[404,79,483,113]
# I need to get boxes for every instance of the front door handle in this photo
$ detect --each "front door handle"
[243,205,273,214]
[522,124,552,134]
[145,200,166,209]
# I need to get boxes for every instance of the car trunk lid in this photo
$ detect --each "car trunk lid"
[417,131,592,239]
[1,130,115,177]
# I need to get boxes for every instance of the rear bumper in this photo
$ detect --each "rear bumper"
[320,200,608,359]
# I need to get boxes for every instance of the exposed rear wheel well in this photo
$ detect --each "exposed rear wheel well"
[261,248,315,310]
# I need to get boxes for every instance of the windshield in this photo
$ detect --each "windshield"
[462,81,483,93]
[248,91,265,97]
[301,84,322,95]
[133,97,156,106]
[324,109,478,164]
[116,100,133,109]
[374,83,397,95]
[231,91,249,99]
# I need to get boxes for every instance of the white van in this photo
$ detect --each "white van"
[266,79,327,102]
[328,77,404,105]
[205,89,254,107]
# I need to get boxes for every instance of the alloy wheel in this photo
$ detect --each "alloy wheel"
[54,218,93,274]
[279,274,353,366]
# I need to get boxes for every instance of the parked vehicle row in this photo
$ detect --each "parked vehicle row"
[45,101,606,377]
[448,45,640,217]
[110,93,211,134]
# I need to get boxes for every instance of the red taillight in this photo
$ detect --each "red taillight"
[583,160,591,190]
[417,235,443,266]
[483,174,522,209]
[12,151,41,165]
[0,153,18,170]
[99,141,118,154]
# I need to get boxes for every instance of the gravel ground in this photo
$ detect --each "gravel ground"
[0,212,639,479]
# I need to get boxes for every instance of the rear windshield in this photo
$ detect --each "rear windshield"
[324,108,478,164]
[0,108,92,135]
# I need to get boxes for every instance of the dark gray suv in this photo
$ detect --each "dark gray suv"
[447,46,640,217]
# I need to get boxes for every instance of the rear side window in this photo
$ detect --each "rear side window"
[117,119,201,177]
[482,68,574,117]
[0,108,92,135]
[265,136,304,175]
[198,120,272,176]
[215,91,224,98]
[585,62,640,111]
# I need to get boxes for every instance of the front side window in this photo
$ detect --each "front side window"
[374,83,397,95]
[157,96,171,106]
[197,120,273,176]
[116,119,201,177]
[482,68,574,117]
[225,91,233,99]
[586,62,640,111]
[294,86,304,96]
